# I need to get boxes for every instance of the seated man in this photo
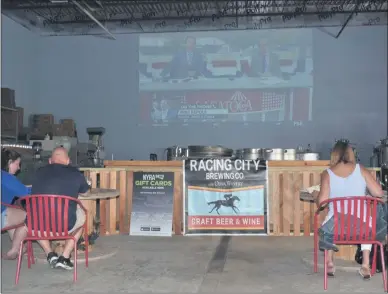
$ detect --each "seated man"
[30,147,90,270]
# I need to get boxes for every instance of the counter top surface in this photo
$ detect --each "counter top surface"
[103,160,379,169]
[104,160,182,167]
[104,160,331,167]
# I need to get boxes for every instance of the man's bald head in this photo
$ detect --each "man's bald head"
[49,147,70,165]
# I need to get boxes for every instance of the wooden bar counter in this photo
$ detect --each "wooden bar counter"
[81,161,183,236]
[81,160,379,261]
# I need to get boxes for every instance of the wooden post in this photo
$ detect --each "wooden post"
[292,172,301,236]
[109,171,117,234]
[282,172,292,236]
[119,170,128,234]
[99,171,109,235]
[126,172,134,234]
[173,172,182,235]
[271,172,280,235]
[301,171,310,236]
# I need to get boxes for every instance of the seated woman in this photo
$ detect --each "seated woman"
[316,141,385,279]
[1,149,31,259]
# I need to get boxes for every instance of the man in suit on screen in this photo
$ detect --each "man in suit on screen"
[250,39,282,78]
[161,36,211,79]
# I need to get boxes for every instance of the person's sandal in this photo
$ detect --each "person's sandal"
[359,266,371,280]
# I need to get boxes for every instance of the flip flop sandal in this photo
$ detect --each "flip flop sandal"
[1,246,28,260]
[1,253,19,260]
[359,267,371,280]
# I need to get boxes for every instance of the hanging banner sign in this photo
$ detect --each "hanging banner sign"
[184,159,268,235]
[130,172,174,236]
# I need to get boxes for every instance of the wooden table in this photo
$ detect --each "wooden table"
[53,188,119,255]
[300,191,387,261]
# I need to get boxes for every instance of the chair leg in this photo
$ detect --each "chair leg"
[27,241,31,269]
[324,250,328,290]
[29,241,35,264]
[15,240,24,285]
[73,237,77,282]
[314,226,318,273]
[378,243,387,292]
[84,228,89,268]
[371,244,377,275]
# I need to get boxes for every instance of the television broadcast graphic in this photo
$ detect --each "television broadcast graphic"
[139,29,313,126]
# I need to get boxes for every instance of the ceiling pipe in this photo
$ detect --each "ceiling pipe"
[316,27,337,38]
[72,0,116,40]
[334,0,361,38]
[317,0,362,39]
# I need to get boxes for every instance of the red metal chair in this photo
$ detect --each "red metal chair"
[14,195,89,284]
[313,196,387,290]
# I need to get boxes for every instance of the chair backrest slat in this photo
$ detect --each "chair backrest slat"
[324,196,382,243]
[38,197,44,233]
[44,197,50,232]
[32,198,39,236]
[63,199,69,233]
[352,199,359,240]
[50,198,57,235]
[57,199,63,233]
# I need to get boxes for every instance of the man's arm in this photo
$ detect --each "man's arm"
[195,53,212,77]
[270,53,282,77]
[78,173,91,196]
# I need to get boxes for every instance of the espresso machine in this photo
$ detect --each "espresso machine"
[86,127,105,167]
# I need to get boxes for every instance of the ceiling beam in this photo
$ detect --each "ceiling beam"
[46,9,388,24]
[71,0,115,39]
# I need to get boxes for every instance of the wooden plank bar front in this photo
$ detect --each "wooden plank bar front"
[81,161,379,242]
[81,161,184,236]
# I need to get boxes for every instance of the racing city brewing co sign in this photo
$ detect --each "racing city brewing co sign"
[184,159,268,235]
[130,172,174,237]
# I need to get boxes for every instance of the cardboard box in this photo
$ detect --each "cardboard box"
[1,88,16,108]
[59,118,76,137]
[53,123,76,137]
[29,114,54,129]
[1,111,17,134]
[59,119,75,128]
[16,107,24,130]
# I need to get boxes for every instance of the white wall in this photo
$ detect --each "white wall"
[2,19,387,163]
[1,17,39,120]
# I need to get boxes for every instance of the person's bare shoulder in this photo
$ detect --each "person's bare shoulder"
[321,170,330,181]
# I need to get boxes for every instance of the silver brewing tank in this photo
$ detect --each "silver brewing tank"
[86,127,105,167]
[380,138,388,166]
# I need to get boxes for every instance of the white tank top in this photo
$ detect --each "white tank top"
[324,164,367,223]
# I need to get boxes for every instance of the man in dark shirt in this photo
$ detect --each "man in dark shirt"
[31,147,89,270]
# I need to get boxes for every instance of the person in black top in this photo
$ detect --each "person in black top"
[31,147,90,270]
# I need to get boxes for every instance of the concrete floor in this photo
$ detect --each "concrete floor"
[1,235,386,293]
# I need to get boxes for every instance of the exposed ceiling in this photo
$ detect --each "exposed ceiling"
[2,0,388,39]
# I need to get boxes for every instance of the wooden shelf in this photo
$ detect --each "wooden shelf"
[267,160,330,167]
[104,160,182,167]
